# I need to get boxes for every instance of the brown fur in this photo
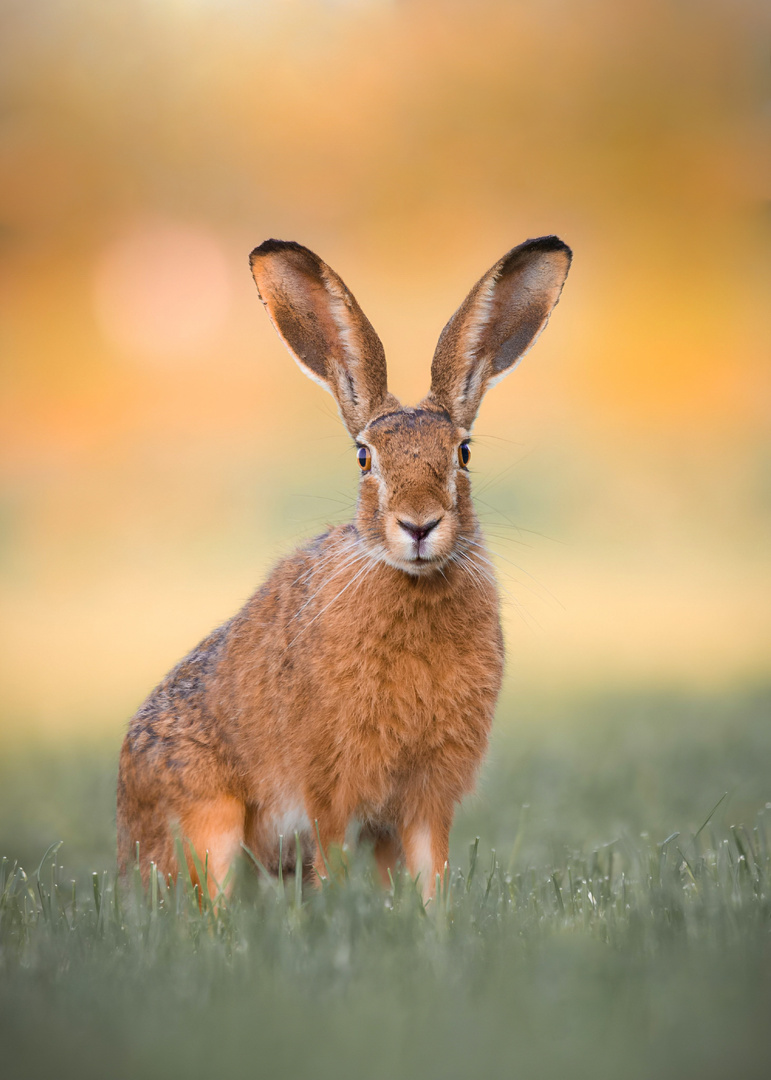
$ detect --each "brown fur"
[117,237,572,898]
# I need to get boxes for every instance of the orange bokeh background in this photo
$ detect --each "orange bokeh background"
[1,0,769,739]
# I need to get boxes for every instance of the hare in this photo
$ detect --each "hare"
[117,236,572,899]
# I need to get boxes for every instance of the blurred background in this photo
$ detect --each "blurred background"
[0,0,769,867]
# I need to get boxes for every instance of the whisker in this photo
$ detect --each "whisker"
[296,541,356,578]
[469,432,525,447]
[285,556,376,650]
[479,529,533,550]
[289,539,357,589]
[302,546,369,589]
[456,545,542,632]
[451,549,495,593]
[291,550,368,616]
[289,493,356,508]
[472,453,532,498]
[477,520,564,546]
[472,494,527,535]
[465,538,565,611]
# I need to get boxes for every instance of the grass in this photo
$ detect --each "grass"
[1,685,770,1079]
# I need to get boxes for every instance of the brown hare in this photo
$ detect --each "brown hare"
[117,236,572,899]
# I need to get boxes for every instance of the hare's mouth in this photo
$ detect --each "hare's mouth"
[387,552,450,578]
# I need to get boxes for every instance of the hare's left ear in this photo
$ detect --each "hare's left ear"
[250,240,396,437]
[424,237,572,430]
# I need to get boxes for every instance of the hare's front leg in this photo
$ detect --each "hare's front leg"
[401,812,451,900]
[307,805,349,884]
[358,823,402,886]
[179,796,245,901]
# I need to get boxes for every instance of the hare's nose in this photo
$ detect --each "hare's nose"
[397,517,442,543]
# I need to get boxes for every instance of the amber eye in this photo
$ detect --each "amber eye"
[357,445,372,472]
[458,442,471,468]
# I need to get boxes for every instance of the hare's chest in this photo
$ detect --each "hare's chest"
[342,647,495,816]
[310,598,500,814]
[350,617,498,744]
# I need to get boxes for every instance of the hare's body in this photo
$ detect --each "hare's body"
[118,517,501,889]
[117,237,571,896]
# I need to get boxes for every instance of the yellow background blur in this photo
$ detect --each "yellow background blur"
[1,0,769,741]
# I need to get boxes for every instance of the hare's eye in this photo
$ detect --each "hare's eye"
[357,446,372,472]
[458,442,471,468]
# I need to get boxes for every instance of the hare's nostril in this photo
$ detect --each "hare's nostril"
[398,517,442,543]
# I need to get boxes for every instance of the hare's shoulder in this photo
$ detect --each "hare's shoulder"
[241,522,361,614]
[124,524,360,749]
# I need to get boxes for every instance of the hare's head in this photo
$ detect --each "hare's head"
[250,238,571,577]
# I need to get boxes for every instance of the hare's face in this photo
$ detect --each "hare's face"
[355,406,474,576]
[250,237,571,575]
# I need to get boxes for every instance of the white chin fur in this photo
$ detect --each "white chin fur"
[383,552,447,577]
[361,538,448,577]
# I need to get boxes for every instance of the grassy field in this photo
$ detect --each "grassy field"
[1,685,770,1079]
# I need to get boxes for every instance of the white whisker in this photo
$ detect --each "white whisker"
[455,543,542,631]
[466,538,564,611]
[291,551,370,621]
[294,545,358,589]
[285,556,376,650]
[289,541,354,590]
[450,549,494,592]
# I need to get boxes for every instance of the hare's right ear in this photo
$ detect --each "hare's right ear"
[425,237,572,430]
[250,240,395,437]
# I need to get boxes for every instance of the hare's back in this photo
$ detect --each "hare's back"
[121,621,239,790]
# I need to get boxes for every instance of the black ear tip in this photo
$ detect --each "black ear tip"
[519,235,572,260]
[497,235,572,278]
[249,238,311,265]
